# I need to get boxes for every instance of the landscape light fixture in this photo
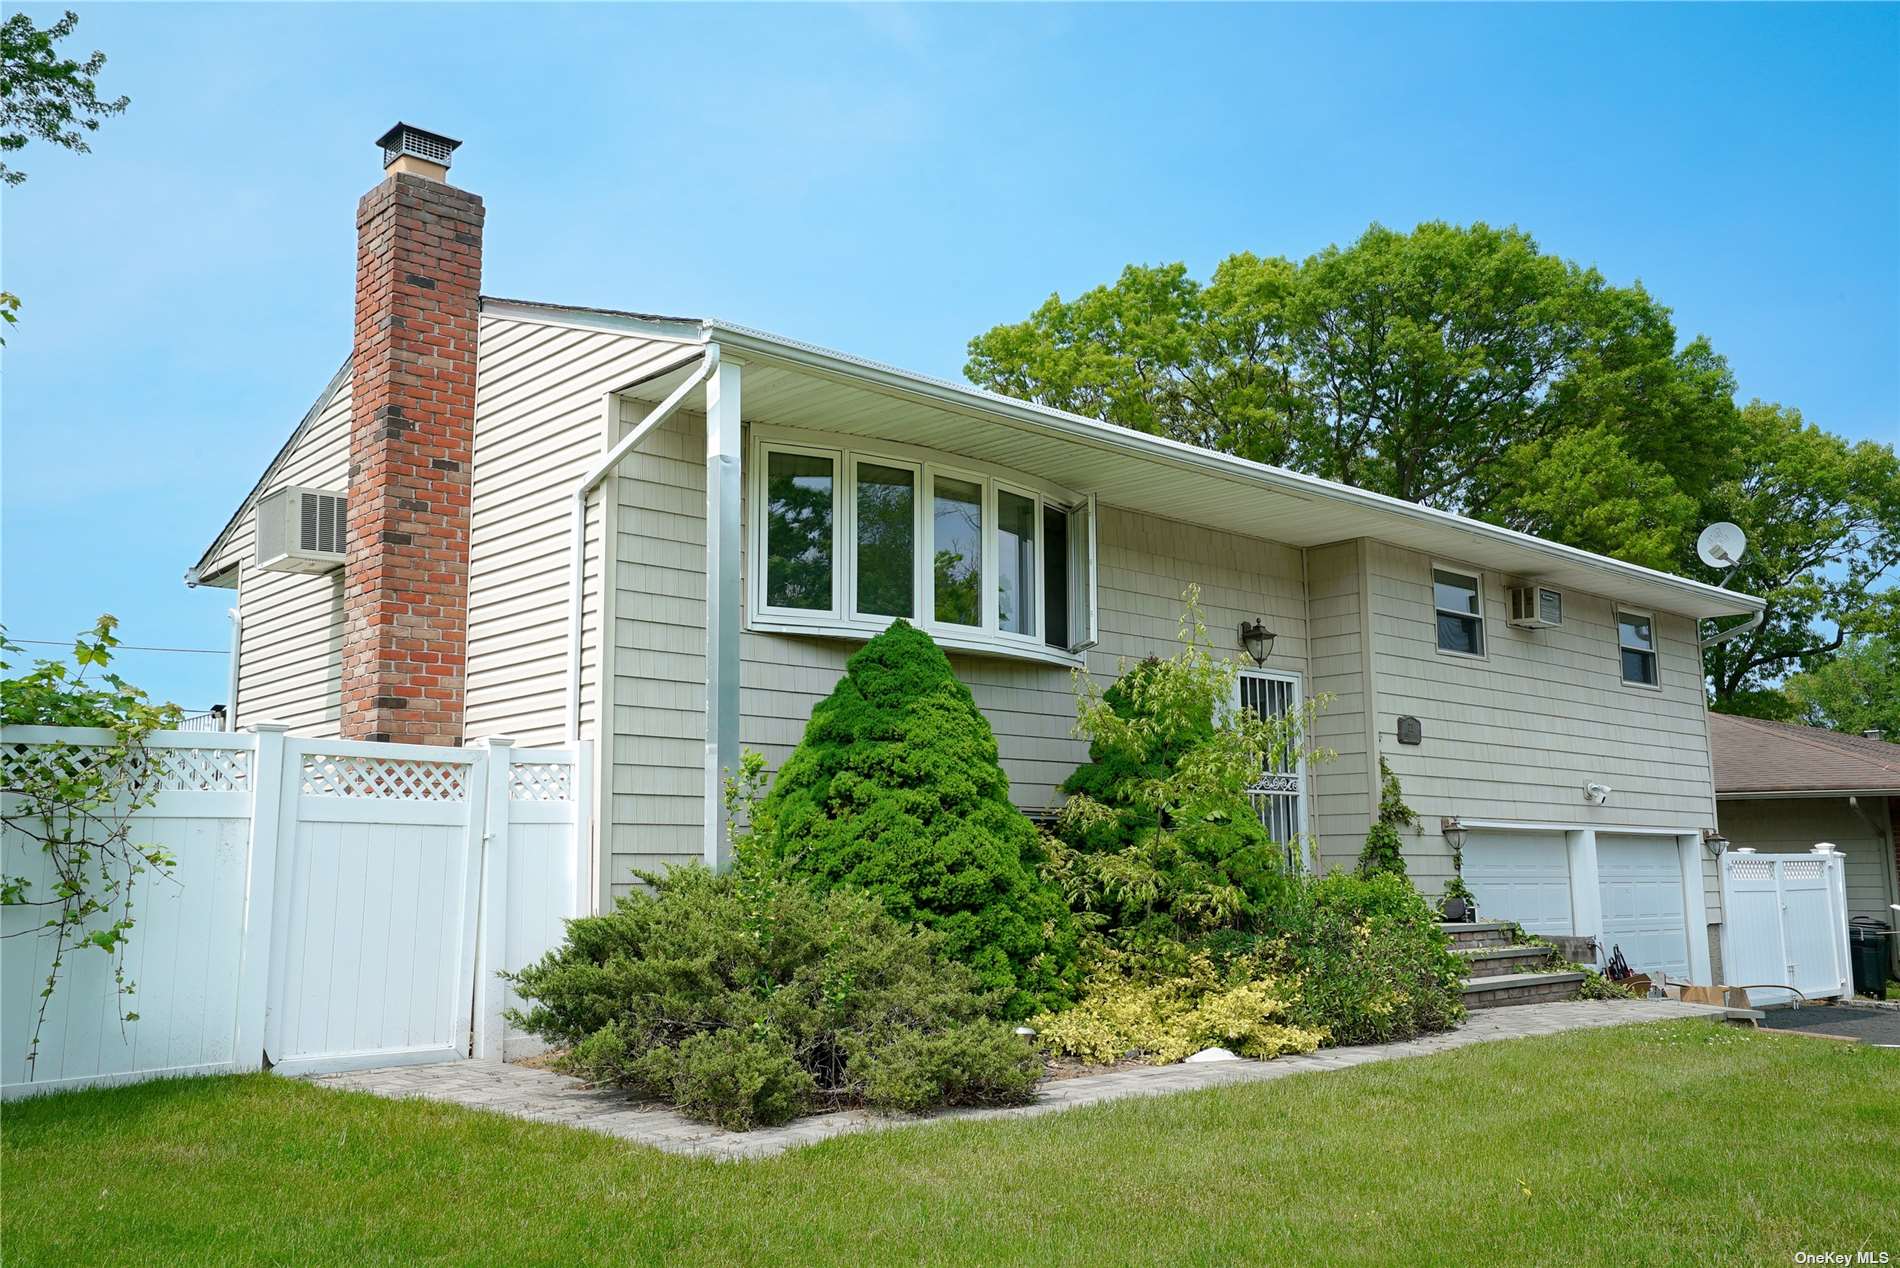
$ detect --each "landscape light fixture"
[1239,620,1276,667]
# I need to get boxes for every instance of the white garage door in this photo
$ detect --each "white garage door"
[1598,835,1690,979]
[1464,832,1573,935]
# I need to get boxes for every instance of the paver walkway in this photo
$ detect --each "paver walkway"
[306,998,1729,1161]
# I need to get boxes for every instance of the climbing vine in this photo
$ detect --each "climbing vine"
[1,617,181,1076]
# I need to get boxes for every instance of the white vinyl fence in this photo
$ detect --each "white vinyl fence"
[1719,850,1854,1006]
[1,725,590,1099]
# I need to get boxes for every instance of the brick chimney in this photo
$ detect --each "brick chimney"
[339,124,482,745]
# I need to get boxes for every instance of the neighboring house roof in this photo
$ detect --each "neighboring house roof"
[190,296,1766,622]
[1710,712,1900,797]
[187,356,352,586]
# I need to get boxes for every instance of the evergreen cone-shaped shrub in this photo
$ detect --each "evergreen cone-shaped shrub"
[758,621,1078,1018]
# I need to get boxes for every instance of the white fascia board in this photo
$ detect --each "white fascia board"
[699,318,1765,620]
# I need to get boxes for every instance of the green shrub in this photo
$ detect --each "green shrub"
[1266,870,1466,1045]
[756,620,1078,1018]
[1030,945,1324,1065]
[505,861,1039,1129]
[1045,595,1318,945]
[1356,759,1415,878]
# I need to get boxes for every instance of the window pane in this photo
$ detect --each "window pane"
[1433,570,1480,615]
[1622,648,1658,686]
[1618,612,1654,651]
[855,463,914,617]
[933,475,983,626]
[997,490,1036,635]
[765,451,834,610]
[1437,612,1483,656]
[1043,505,1069,649]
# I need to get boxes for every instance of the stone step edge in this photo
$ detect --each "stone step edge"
[1460,970,1588,995]
[1456,945,1555,964]
[1437,921,1514,935]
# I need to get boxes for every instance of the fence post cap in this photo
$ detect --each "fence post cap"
[467,735,516,750]
[245,722,293,734]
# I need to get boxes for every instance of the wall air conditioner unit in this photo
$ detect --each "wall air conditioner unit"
[1507,584,1564,629]
[255,486,348,574]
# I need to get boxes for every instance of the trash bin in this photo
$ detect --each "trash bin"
[1848,918,1892,997]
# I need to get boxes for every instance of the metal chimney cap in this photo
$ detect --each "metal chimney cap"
[375,122,461,172]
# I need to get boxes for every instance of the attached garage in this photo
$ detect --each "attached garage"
[1596,834,1691,979]
[1463,831,1572,935]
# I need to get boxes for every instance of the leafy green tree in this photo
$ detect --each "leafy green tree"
[1,8,127,345]
[1045,597,1319,945]
[1783,636,1900,739]
[1,9,128,187]
[756,620,1078,1018]
[968,223,1686,506]
[967,224,1895,705]
[1698,403,1900,707]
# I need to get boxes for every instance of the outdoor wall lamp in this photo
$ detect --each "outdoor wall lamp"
[1239,620,1276,666]
[1702,828,1729,858]
[1440,817,1468,851]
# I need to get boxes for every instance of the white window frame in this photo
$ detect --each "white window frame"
[845,454,924,627]
[1431,562,1487,660]
[1616,606,1662,690]
[747,427,1094,667]
[1234,667,1312,871]
[754,442,843,621]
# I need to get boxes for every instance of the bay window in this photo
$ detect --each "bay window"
[751,432,1097,662]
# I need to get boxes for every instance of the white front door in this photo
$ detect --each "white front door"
[1597,834,1690,979]
[1464,831,1573,934]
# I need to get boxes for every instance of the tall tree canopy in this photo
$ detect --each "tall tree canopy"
[0,8,127,187]
[966,222,1897,709]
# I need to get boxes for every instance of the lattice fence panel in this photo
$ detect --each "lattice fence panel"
[300,754,469,801]
[507,762,573,803]
[1,741,250,793]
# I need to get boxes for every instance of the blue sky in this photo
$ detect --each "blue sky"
[4,2,1896,708]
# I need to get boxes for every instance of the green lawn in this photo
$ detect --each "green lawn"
[5,1021,1896,1266]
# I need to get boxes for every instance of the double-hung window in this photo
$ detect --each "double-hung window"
[1433,567,1485,656]
[1618,610,1659,687]
[751,433,1098,662]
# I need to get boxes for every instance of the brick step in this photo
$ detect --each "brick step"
[1437,920,1515,949]
[1457,944,1557,978]
[1461,970,1587,1009]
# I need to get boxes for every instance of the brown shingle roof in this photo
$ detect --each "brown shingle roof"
[1710,712,1900,796]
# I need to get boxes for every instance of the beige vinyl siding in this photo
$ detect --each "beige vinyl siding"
[1305,540,1375,871]
[604,415,1312,898]
[735,497,1308,828]
[464,315,694,748]
[1359,541,1720,900]
[209,376,352,737]
[606,404,708,893]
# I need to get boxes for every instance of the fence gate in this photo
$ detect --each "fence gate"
[1720,851,1853,1005]
[263,739,485,1076]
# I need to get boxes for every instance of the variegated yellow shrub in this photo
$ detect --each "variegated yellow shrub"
[1031,949,1325,1066]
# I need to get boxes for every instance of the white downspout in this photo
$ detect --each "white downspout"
[224,603,242,731]
[564,346,718,740]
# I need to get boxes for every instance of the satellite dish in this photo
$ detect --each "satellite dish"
[1696,522,1747,569]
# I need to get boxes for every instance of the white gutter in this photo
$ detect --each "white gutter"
[699,318,1765,620]
[1699,608,1765,651]
[564,346,716,739]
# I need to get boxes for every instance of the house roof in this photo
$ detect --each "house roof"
[191,295,1766,622]
[1710,712,1900,797]
[187,356,352,586]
